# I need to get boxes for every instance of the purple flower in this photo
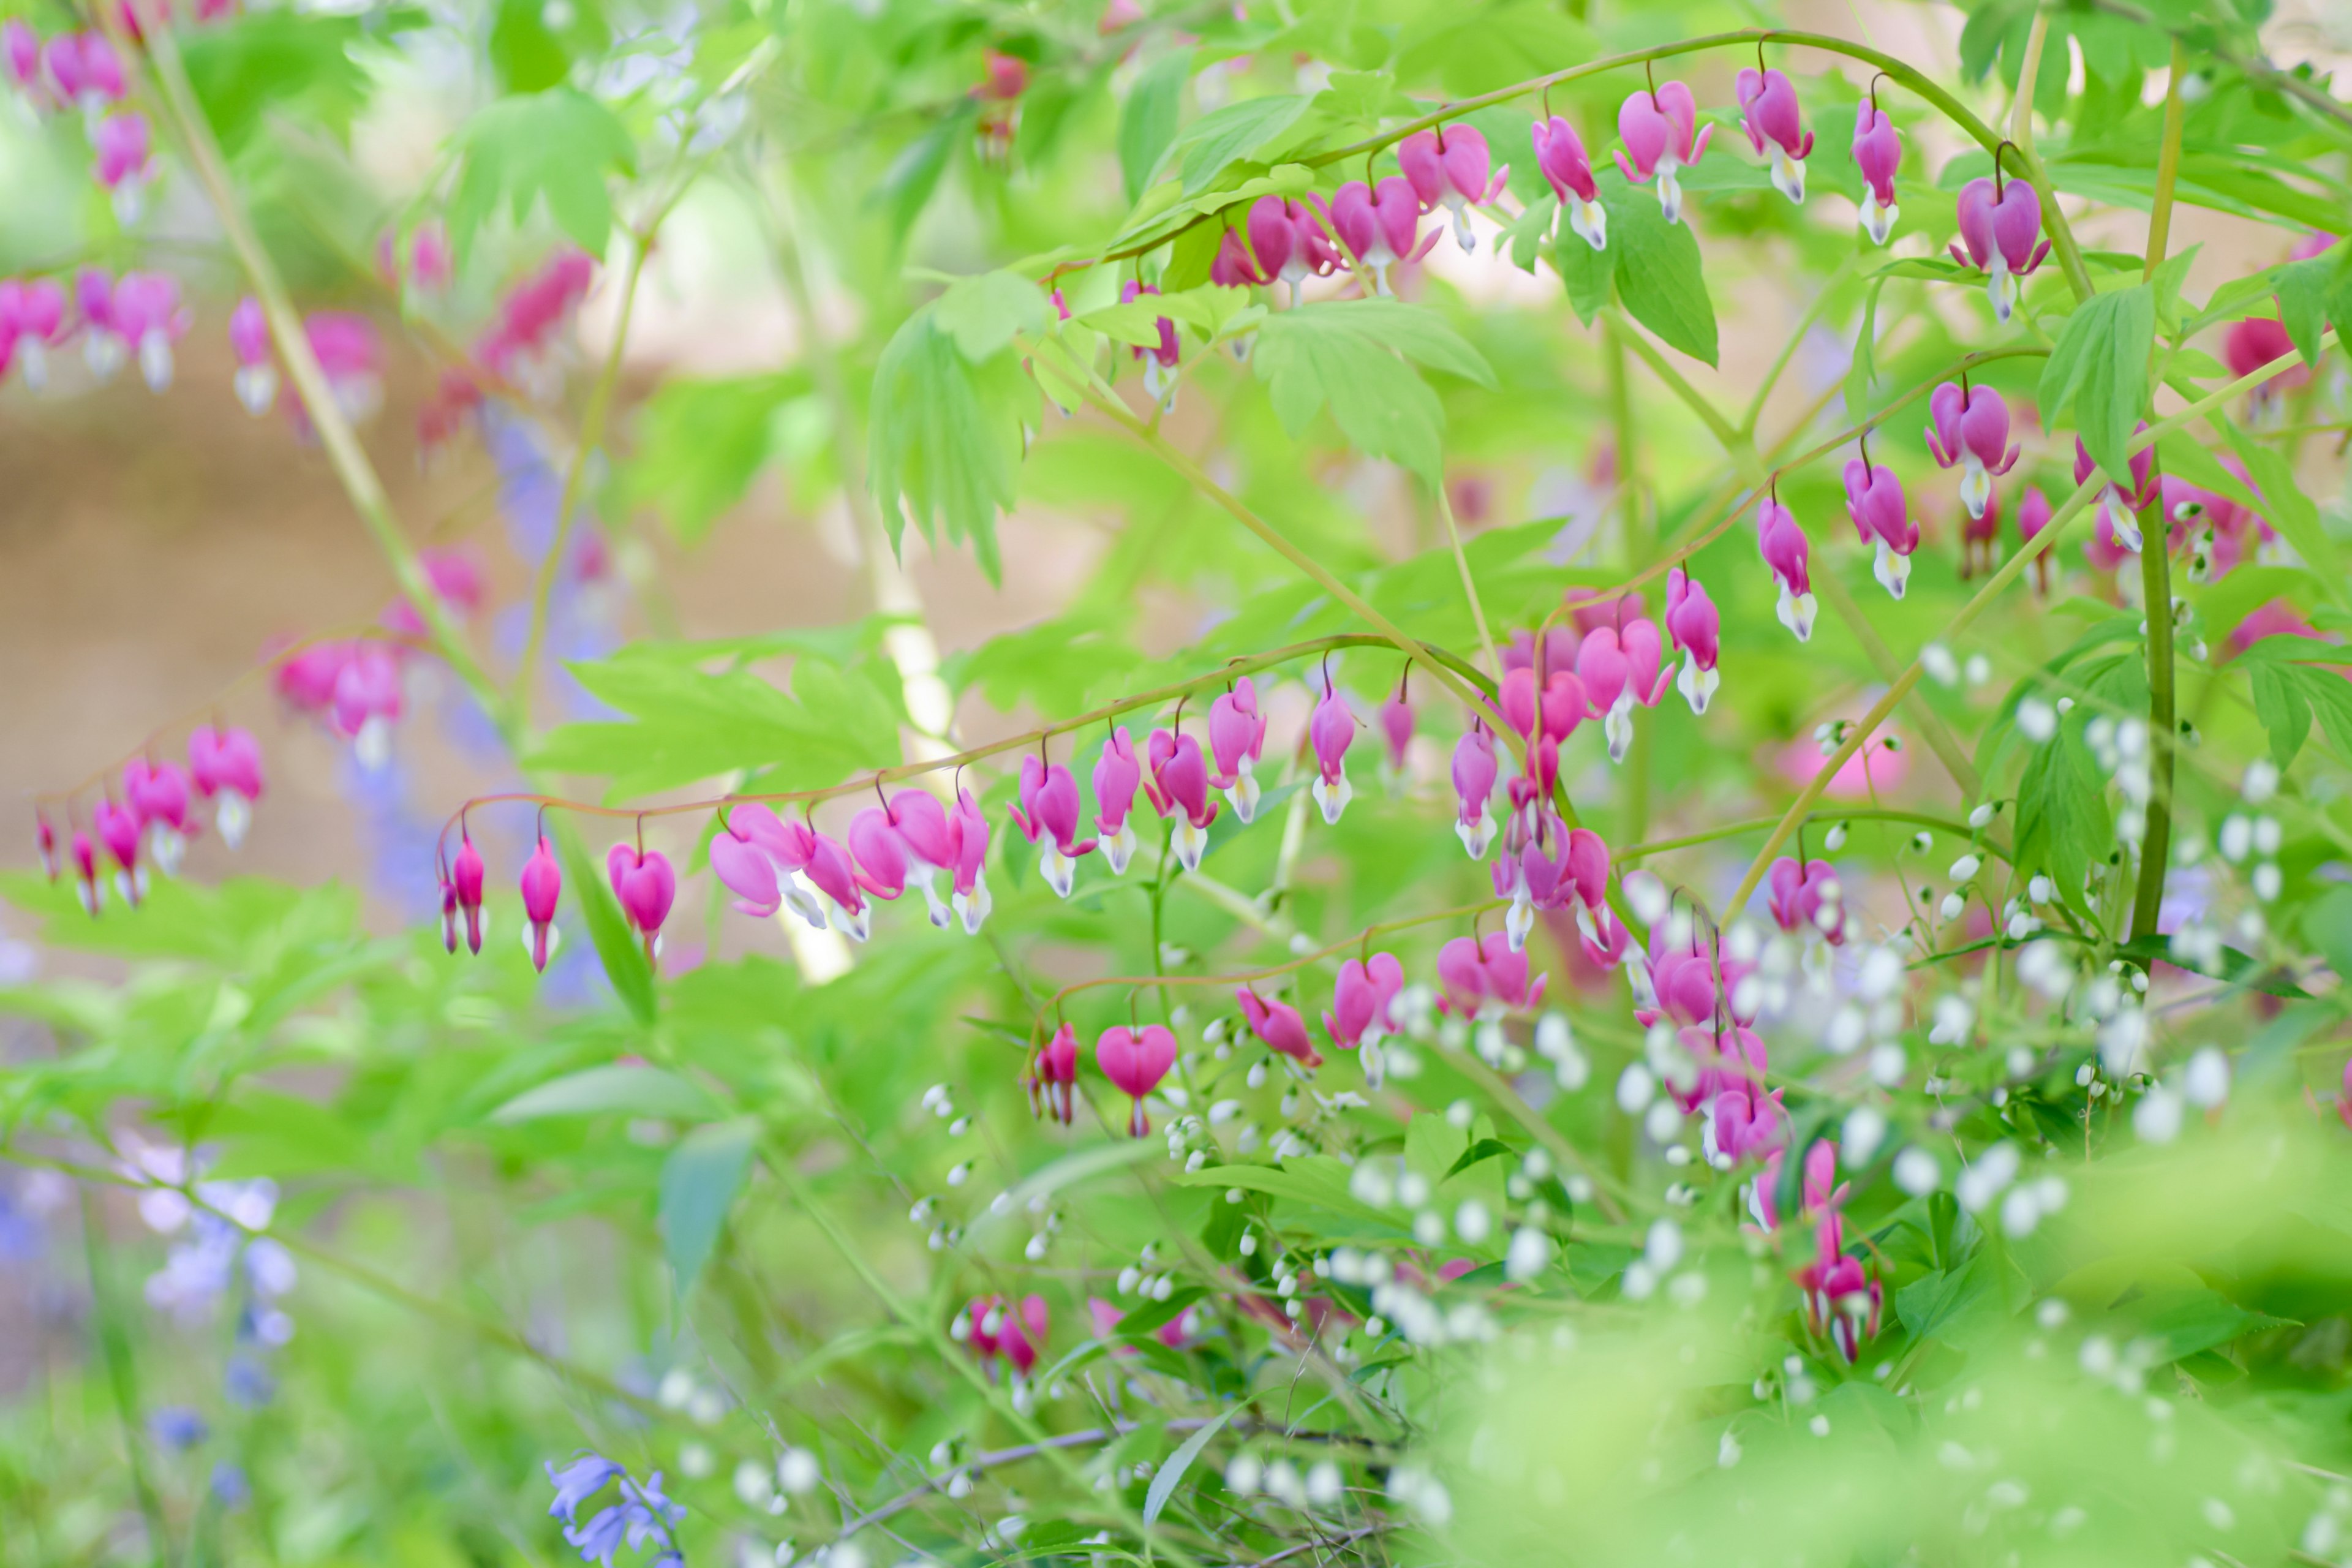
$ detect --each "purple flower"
[1531,116,1606,251]
[1950,176,2050,325]
[1615,80,1712,225]
[1734,67,1812,203]
[1852,103,1903,245]
[150,1406,208,1450]
[547,1453,625,1524]
[1923,382,2020,520]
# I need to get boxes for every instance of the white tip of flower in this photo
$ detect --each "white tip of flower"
[1771,147,1806,204]
[1872,538,1912,600]
[1229,771,1261,824]
[1776,586,1817,642]
[1656,166,1684,226]
[1456,813,1495,860]
[235,363,278,417]
[1860,193,1898,247]
[1041,848,1076,899]
[1311,772,1352,826]
[1676,655,1718,715]
[1102,824,1136,876]
[215,792,251,849]
[1570,198,1608,251]
[1174,818,1209,873]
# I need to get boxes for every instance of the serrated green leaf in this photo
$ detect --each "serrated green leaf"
[1608,178,1717,366]
[933,271,1050,363]
[448,87,635,261]
[1248,298,1494,482]
[1119,51,1191,204]
[869,310,1038,581]
[622,374,802,545]
[2220,420,2346,600]
[1174,95,1309,195]
[181,10,385,154]
[2038,284,2154,482]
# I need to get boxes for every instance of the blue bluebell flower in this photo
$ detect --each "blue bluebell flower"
[149,1406,208,1450]
[546,1453,625,1523]
[224,1354,276,1408]
[565,1504,633,1565]
[210,1462,251,1509]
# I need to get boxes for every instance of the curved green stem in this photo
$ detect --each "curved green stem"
[1602,308,1751,470]
[1741,253,1860,437]
[2005,14,2097,306]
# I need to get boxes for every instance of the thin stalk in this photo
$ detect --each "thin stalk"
[78,1190,170,1568]
[1603,309,1751,469]
[514,229,650,724]
[1740,254,1859,437]
[1810,567,1983,801]
[2128,42,2191,941]
[1434,482,1499,673]
[2007,13,2097,306]
[111,0,499,714]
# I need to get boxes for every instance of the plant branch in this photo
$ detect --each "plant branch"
[2006,13,2097,306]
[1601,308,1750,468]
[1809,566,1982,802]
[1740,254,1859,437]
[1434,481,1499,673]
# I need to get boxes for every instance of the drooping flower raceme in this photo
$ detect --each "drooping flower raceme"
[1615,81,1712,225]
[1734,67,1813,203]
[1008,755,1098,898]
[1531,116,1607,252]
[1664,567,1721,715]
[1097,1023,1177,1136]
[1851,102,1903,245]
[1397,125,1507,253]
[1843,456,1920,600]
[1756,496,1815,641]
[1923,381,2020,521]
[1950,175,2049,325]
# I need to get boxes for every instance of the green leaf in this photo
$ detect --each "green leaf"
[869,308,1039,581]
[489,1064,712,1123]
[1555,215,1611,326]
[1171,1156,1394,1227]
[1173,96,1310,195]
[1845,277,1886,418]
[489,0,605,93]
[2249,657,2313,769]
[2304,888,2352,984]
[1503,192,1557,276]
[933,272,1052,364]
[447,87,636,261]
[1894,1250,2000,1344]
[2274,260,2330,368]
[622,375,801,545]
[2220,420,2346,598]
[2014,717,2111,914]
[558,834,657,1027]
[1607,177,1718,366]
[873,108,973,243]
[181,10,383,154]
[1144,1404,1240,1526]
[1248,298,1496,481]
[533,644,905,799]
[2038,284,2154,481]
[1119,51,1191,204]
[1444,1137,1516,1180]
[660,1118,757,1297]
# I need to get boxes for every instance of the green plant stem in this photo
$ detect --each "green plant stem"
[111,0,499,716]
[2006,13,2097,306]
[78,1189,169,1568]
[514,229,650,726]
[1434,482,1499,673]
[1810,567,1983,802]
[1602,309,1750,469]
[1740,254,1860,437]
[2127,42,2190,943]
[1621,809,2011,864]
[1725,332,2334,916]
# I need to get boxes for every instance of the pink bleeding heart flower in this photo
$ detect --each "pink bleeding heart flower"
[1960,484,2005,578]
[1436,932,1546,1019]
[1664,567,1721,715]
[49,32,124,111]
[1852,102,1904,245]
[882,790,957,928]
[331,645,404,766]
[227,295,277,415]
[1842,456,1919,600]
[110,271,189,392]
[71,826,105,916]
[1308,680,1355,825]
[125,757,194,875]
[36,814,58,883]
[1211,228,1264,288]
[1098,1023,1178,1136]
[1503,624,1583,679]
[2074,430,2158,554]
[1755,496,1816,642]
[946,787,993,934]
[846,807,911,910]
[1950,175,2050,325]
[519,835,563,971]
[188,728,266,851]
[2016,484,2056,593]
[1142,727,1219,871]
[4,21,43,106]
[1734,67,1812,203]
[1615,80,1712,225]
[710,818,783,919]
[2223,315,2307,416]
[803,829,876,941]
[74,266,128,382]
[964,1293,1048,1379]
[1397,124,1508,253]
[1207,677,1268,822]
[1531,116,1607,251]
[440,834,484,954]
[382,546,486,639]
[1088,1296,1197,1352]
[1766,856,1846,942]
[1324,952,1404,1054]
[1246,196,1341,307]
[731,805,851,937]
[1923,382,2021,521]
[407,220,452,295]
[1093,728,1145,875]
[92,110,150,219]
[1119,281,1180,409]
[1378,683,1414,772]
[1451,723,1499,858]
[1313,176,1436,295]
[1,276,67,390]
[477,247,595,391]
[606,845,676,963]
[1803,1139,1849,1219]
[1577,619,1670,764]
[1009,756,1098,898]
[1796,1215,1883,1363]
[1705,1082,1786,1169]
[302,311,384,426]
[1238,986,1321,1068]
[1027,1023,1078,1125]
